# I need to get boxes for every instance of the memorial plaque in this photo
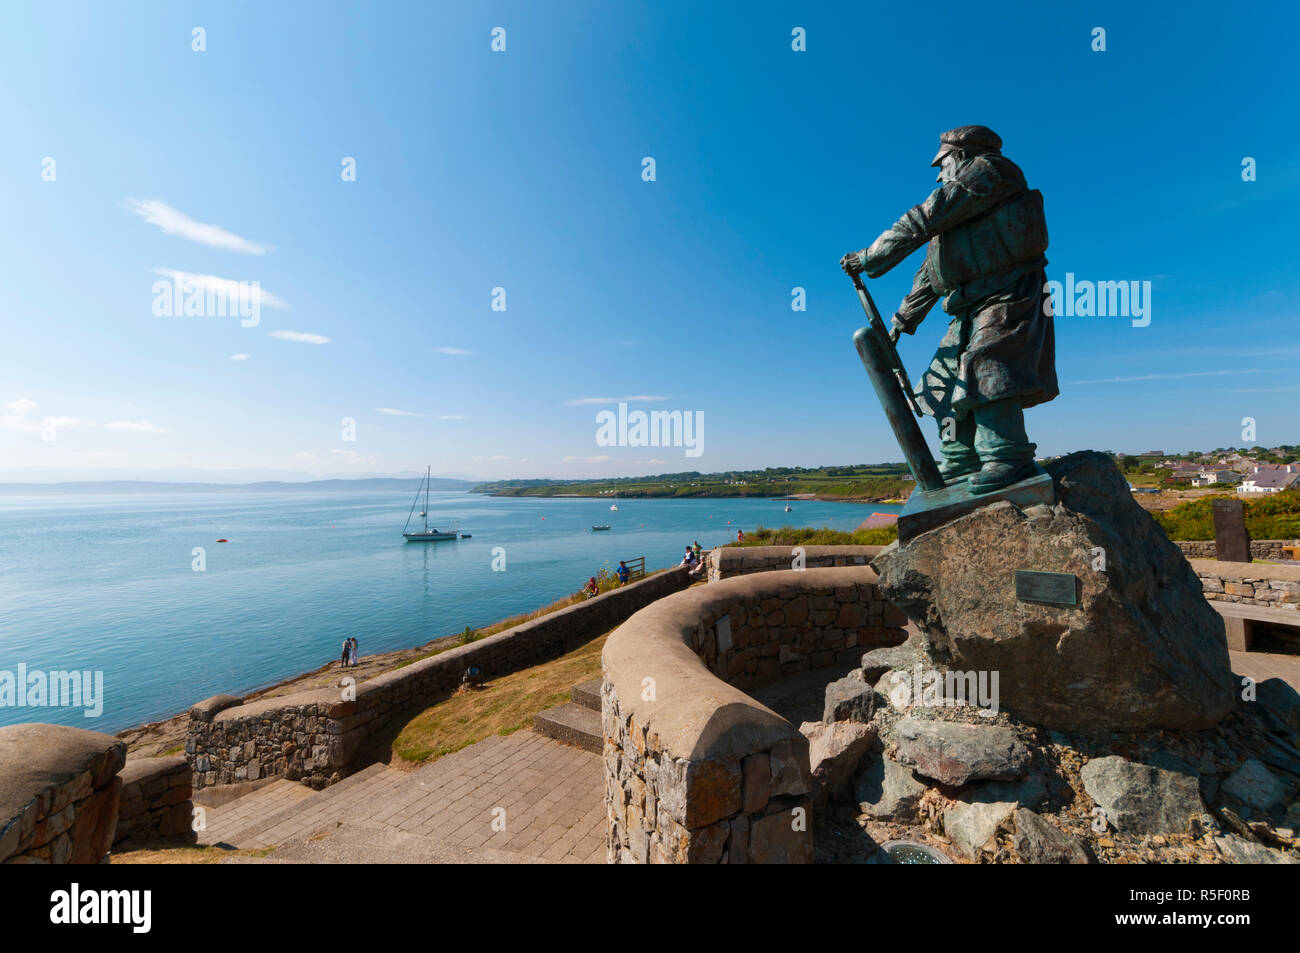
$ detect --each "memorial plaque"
[1014,570,1078,607]
[1212,498,1251,563]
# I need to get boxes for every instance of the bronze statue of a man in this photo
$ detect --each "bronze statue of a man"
[841,125,1058,495]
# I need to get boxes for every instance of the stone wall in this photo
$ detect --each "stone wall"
[1190,558,1300,611]
[113,755,195,847]
[707,545,886,583]
[1176,539,1295,561]
[0,724,125,864]
[602,567,907,864]
[187,566,693,790]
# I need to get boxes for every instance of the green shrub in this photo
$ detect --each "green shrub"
[727,524,898,547]
[1153,491,1300,540]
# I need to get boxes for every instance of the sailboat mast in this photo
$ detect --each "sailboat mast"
[424,466,430,531]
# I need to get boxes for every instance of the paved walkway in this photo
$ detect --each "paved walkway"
[196,730,606,864]
[1230,649,1300,691]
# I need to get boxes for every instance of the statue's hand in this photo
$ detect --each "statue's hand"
[839,250,866,276]
[889,323,902,345]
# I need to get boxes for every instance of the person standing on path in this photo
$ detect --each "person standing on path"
[341,638,351,668]
[349,637,359,667]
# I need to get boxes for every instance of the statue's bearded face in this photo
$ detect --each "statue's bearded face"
[937,150,963,184]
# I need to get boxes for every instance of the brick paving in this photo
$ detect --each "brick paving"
[199,730,606,864]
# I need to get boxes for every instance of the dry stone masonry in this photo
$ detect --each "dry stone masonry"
[602,567,907,863]
[113,755,195,847]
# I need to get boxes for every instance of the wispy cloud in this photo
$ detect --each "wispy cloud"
[377,408,424,417]
[270,330,331,345]
[562,454,613,463]
[295,451,319,461]
[230,353,251,361]
[0,398,82,433]
[1067,369,1261,385]
[105,420,169,433]
[152,268,288,310]
[564,395,668,406]
[433,347,472,355]
[128,199,269,254]
[439,415,464,420]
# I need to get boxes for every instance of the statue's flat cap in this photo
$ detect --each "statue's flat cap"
[930,125,1003,166]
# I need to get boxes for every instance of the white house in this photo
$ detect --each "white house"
[1238,471,1300,495]
[1192,469,1242,487]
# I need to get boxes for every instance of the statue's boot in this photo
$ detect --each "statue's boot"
[969,398,1038,495]
[937,413,979,484]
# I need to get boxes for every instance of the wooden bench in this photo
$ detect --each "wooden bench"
[1209,600,1300,652]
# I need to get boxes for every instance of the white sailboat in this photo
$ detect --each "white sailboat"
[610,489,619,512]
[403,467,460,541]
[784,489,793,512]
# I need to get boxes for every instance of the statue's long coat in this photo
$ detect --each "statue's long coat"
[864,153,1058,418]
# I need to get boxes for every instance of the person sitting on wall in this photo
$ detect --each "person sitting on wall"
[616,561,631,586]
[679,546,697,569]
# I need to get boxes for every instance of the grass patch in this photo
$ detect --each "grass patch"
[111,844,276,864]
[390,629,609,765]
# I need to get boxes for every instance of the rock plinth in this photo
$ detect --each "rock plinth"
[871,451,1234,733]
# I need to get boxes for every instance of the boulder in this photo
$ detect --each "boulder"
[823,670,875,723]
[1214,835,1299,864]
[854,754,927,822]
[1221,758,1287,812]
[1013,808,1089,864]
[1255,679,1300,737]
[1081,753,1204,834]
[944,799,1015,860]
[871,452,1234,733]
[893,717,1030,787]
[799,721,876,803]
[860,643,923,686]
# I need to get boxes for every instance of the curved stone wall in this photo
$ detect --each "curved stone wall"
[706,545,885,583]
[602,567,907,864]
[0,724,126,864]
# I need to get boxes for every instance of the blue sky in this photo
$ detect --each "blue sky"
[2,0,1296,482]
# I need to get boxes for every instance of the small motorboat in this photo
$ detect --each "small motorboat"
[592,524,611,531]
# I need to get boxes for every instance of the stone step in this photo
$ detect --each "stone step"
[195,779,317,848]
[197,762,399,849]
[533,703,603,753]
[570,678,603,713]
[223,762,405,848]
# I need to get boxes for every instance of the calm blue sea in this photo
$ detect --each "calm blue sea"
[0,489,900,733]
